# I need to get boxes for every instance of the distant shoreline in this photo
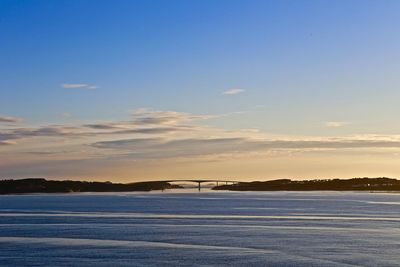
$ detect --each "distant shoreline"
[213,177,400,192]
[0,178,182,195]
[2,177,400,194]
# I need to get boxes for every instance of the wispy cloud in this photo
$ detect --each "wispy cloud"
[4,108,400,167]
[0,126,84,144]
[82,109,214,133]
[325,121,349,128]
[0,115,22,124]
[61,84,97,89]
[222,88,245,95]
[131,108,215,125]
[0,109,213,144]
[0,140,16,146]
[91,136,400,160]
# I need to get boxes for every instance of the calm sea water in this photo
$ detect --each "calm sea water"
[1,189,400,266]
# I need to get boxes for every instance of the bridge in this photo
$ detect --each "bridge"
[162,179,241,191]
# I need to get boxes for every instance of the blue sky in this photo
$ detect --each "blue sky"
[1,0,400,180]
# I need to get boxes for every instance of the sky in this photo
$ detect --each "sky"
[1,0,400,182]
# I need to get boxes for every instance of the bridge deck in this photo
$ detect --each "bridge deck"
[161,179,242,191]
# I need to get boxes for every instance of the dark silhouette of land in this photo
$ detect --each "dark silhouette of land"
[0,178,182,194]
[213,177,400,191]
[3,177,400,194]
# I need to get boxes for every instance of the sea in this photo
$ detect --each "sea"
[1,189,400,266]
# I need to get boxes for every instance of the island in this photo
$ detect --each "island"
[0,178,182,194]
[212,177,400,191]
[3,177,400,194]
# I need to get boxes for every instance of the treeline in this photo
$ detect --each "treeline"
[213,177,400,191]
[0,178,180,194]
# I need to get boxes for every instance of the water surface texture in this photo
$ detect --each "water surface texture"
[1,191,400,266]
